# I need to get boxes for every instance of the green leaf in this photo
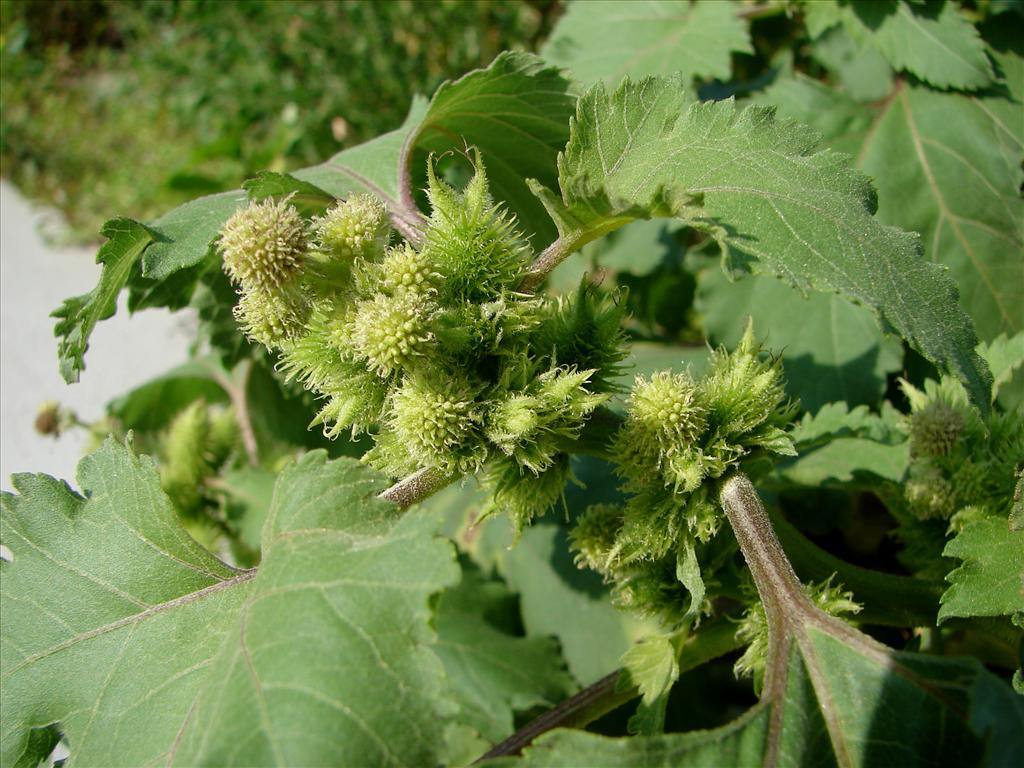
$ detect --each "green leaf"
[809,25,894,102]
[939,517,1024,622]
[537,76,991,410]
[434,561,576,744]
[486,706,769,767]
[472,515,658,685]
[620,634,679,735]
[106,359,229,432]
[52,218,156,384]
[213,465,277,554]
[697,269,903,412]
[0,441,459,767]
[789,402,902,451]
[142,191,244,280]
[815,0,995,90]
[242,171,337,217]
[291,96,429,208]
[763,75,1024,343]
[541,0,751,86]
[777,438,908,486]
[410,51,575,246]
[977,331,1024,403]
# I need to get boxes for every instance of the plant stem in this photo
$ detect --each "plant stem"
[378,466,454,509]
[209,359,259,466]
[771,511,943,627]
[476,617,742,760]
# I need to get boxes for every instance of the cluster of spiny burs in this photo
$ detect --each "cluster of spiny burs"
[218,153,626,528]
[572,324,799,622]
[901,374,1022,534]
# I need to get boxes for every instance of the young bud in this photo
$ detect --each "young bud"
[313,193,390,262]
[700,320,794,442]
[422,150,530,302]
[219,197,308,292]
[571,503,624,574]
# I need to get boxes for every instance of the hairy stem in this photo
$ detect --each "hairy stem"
[209,360,259,466]
[378,466,454,509]
[476,616,742,760]
[771,512,943,627]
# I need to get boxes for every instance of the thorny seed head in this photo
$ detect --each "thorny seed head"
[233,287,310,349]
[219,197,308,292]
[350,293,433,377]
[314,194,390,262]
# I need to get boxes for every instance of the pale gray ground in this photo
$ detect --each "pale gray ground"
[0,181,196,492]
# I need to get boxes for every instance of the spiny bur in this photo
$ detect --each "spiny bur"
[313,193,390,262]
[219,197,308,292]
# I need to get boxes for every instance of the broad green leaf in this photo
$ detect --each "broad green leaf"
[536,76,992,411]
[423,477,657,686]
[0,442,459,767]
[810,0,995,90]
[776,438,908,486]
[541,0,751,86]
[142,190,244,279]
[52,218,155,384]
[697,269,903,411]
[496,637,1022,768]
[106,359,229,432]
[476,518,657,685]
[809,24,893,102]
[788,401,903,451]
[215,465,277,554]
[294,96,429,208]
[434,562,576,744]
[242,171,337,217]
[939,517,1024,622]
[486,706,769,767]
[763,75,1024,342]
[409,51,575,246]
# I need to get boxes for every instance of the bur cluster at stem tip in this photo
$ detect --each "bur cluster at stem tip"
[570,320,798,623]
[218,153,626,532]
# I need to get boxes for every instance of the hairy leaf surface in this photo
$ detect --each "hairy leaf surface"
[764,75,1023,342]
[535,76,990,408]
[541,0,751,87]
[434,563,576,744]
[0,443,459,767]
[805,0,995,90]
[939,517,1024,622]
[698,269,902,411]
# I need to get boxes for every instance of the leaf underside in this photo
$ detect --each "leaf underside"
[0,442,459,767]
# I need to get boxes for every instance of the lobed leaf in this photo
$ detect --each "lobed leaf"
[0,442,459,767]
[541,0,751,87]
[52,218,155,384]
[535,75,992,410]
[763,72,1023,343]
[806,0,995,90]
[939,517,1024,623]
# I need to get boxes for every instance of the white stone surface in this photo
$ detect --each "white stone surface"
[1,181,196,491]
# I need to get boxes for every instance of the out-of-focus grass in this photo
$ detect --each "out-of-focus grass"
[0,0,552,243]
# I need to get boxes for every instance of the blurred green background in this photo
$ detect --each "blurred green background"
[0,0,555,242]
